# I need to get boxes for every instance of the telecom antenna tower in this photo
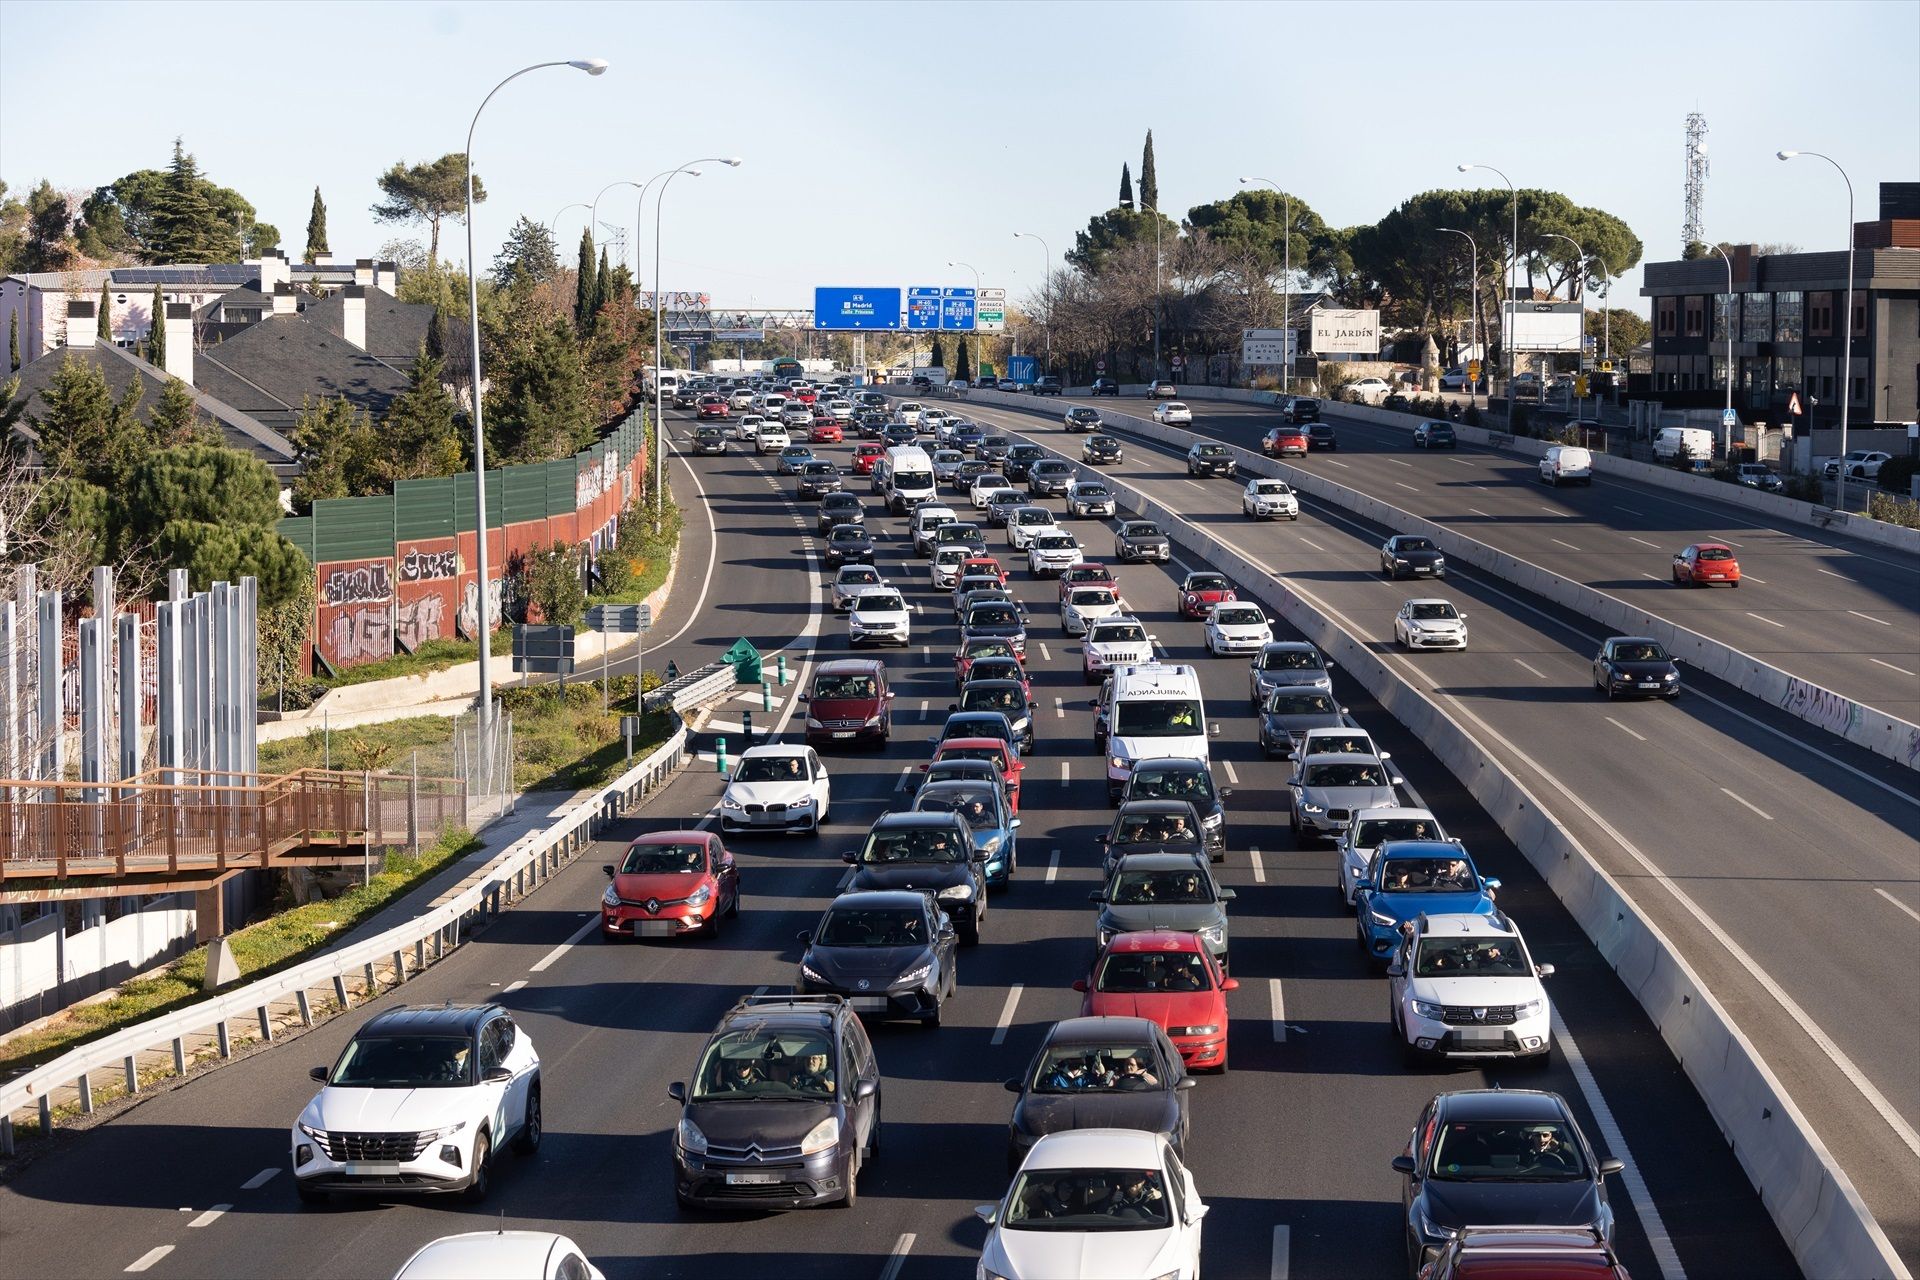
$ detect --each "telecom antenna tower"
[1683,112,1709,252]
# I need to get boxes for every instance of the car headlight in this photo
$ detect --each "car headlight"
[897,964,933,987]
[297,1121,330,1142]
[1109,755,1128,771]
[938,883,975,901]
[1369,909,1397,927]
[864,714,885,727]
[799,1116,841,1156]
[1300,801,1325,814]
[800,963,827,984]
[981,835,1004,855]
[1096,928,1115,948]
[1433,557,1445,567]
[1411,999,1446,1020]
[721,795,744,810]
[1393,558,1408,565]
[1516,997,1546,1018]
[1169,1025,1219,1037]
[1663,671,1678,681]
[1202,812,1224,829]
[686,884,713,908]
[806,717,825,729]
[1198,924,1226,945]
[1417,1207,1457,1245]
[602,885,621,907]
[677,1117,708,1155]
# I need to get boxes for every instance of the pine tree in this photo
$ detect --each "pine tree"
[1119,164,1134,211]
[30,353,149,484]
[573,229,595,330]
[382,345,463,480]
[144,284,166,365]
[303,186,329,263]
[488,320,592,464]
[1140,131,1158,212]
[150,376,213,447]
[8,311,18,372]
[147,138,242,263]
[592,247,611,318]
[97,280,113,343]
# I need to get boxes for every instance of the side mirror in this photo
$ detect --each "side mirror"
[1098,835,1111,845]
[1009,818,1022,829]
[667,1081,686,1103]
[1391,1154,1417,1175]
[1071,978,1088,993]
[1538,963,1556,978]
[1176,1077,1198,1092]
[1483,877,1503,892]
[841,851,858,864]
[1087,891,1105,903]
[485,1066,513,1083]
[1326,660,1336,669]
[602,865,615,879]
[1386,963,1405,977]
[1087,699,1100,709]
[1599,1158,1626,1177]
[974,1205,999,1225]
[1003,1077,1023,1093]
[854,1077,879,1100]
[1148,634,1160,643]
[1218,788,1234,798]
[1390,776,1405,787]
[796,693,810,703]
[948,703,958,712]
[309,1065,328,1082]
[1221,977,1240,992]
[797,930,813,944]
[1379,750,1392,760]
[1217,888,1237,901]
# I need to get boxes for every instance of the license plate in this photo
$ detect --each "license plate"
[831,731,854,739]
[1639,683,1659,690]
[634,920,676,937]
[1456,1028,1503,1044]
[343,1162,401,1176]
[726,1171,783,1186]
[851,996,891,1011]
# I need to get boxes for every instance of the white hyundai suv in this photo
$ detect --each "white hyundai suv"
[1387,912,1554,1065]
[292,1004,540,1204]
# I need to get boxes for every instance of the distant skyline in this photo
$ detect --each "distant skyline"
[2,0,1915,317]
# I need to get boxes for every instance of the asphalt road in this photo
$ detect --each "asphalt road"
[0,407,1796,1280]
[1041,392,1920,727]
[955,393,1920,1267]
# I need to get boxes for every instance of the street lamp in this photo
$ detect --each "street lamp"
[1778,149,1856,512]
[654,157,743,531]
[588,178,641,270]
[1541,232,1586,415]
[1014,231,1053,372]
[464,56,607,758]
[1458,163,1519,430]
[1436,226,1479,409]
[1706,242,1736,459]
[632,167,698,286]
[548,201,589,238]
[1239,178,1293,391]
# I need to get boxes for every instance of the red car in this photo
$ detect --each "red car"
[1264,426,1307,456]
[696,396,730,420]
[852,442,885,474]
[1177,570,1236,619]
[954,636,1022,688]
[600,830,740,940]
[791,386,819,405]
[924,737,1025,813]
[961,555,1008,585]
[1671,541,1740,587]
[1075,930,1236,1071]
[1056,562,1117,604]
[810,420,844,444]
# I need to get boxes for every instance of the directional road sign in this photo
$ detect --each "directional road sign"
[813,287,903,330]
[586,603,652,634]
[976,287,1006,333]
[940,293,976,332]
[511,624,575,675]
[907,288,943,330]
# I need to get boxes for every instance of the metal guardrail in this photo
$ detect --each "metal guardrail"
[644,660,737,715]
[0,725,692,1156]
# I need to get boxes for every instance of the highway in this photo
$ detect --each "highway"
[953,392,1920,1266]
[1041,392,1920,727]
[0,405,1798,1279]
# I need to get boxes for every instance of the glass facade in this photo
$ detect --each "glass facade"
[1772,291,1803,343]
[1773,356,1802,394]
[1741,294,1771,344]
[1711,352,1731,390]
[1713,293,1737,343]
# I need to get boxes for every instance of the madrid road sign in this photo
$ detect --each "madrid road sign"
[976,287,1006,332]
[813,287,903,330]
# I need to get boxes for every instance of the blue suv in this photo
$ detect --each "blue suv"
[1352,840,1501,965]
[913,778,1020,887]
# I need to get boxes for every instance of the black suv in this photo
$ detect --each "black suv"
[1100,798,1210,875]
[1119,757,1228,861]
[1282,396,1320,423]
[796,890,958,1026]
[1186,443,1235,477]
[845,812,987,943]
[667,994,882,1210]
[1307,423,1338,451]
[1412,421,1456,449]
[1065,406,1104,432]
[1003,443,1046,481]
[1091,378,1120,397]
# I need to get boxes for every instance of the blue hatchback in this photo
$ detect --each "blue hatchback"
[913,777,1020,886]
[952,424,987,452]
[1352,840,1501,964]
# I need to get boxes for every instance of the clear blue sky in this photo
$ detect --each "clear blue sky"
[3,0,1914,316]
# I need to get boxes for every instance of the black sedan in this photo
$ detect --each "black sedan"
[1082,434,1123,465]
[844,812,986,944]
[1114,520,1171,563]
[1090,379,1120,398]
[1395,1088,1624,1275]
[1591,636,1681,700]
[1381,535,1445,579]
[691,427,727,455]
[822,525,875,568]
[1003,444,1045,481]
[1118,757,1229,862]
[1258,689,1346,759]
[1003,1015,1192,1173]
[1186,443,1235,477]
[1413,421,1456,449]
[816,492,865,534]
[1100,799,1210,874]
[796,460,842,500]
[1028,460,1077,497]
[795,891,958,1026]
[1307,423,1338,450]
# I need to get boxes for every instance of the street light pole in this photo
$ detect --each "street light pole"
[1013,232,1053,371]
[547,202,589,238]
[1436,227,1479,410]
[1708,243,1735,459]
[1542,231,1586,417]
[1459,163,1518,430]
[1239,178,1293,391]
[633,167,697,294]
[653,157,743,532]
[1779,149,1856,512]
[464,56,607,756]
[948,260,981,376]
[588,178,641,270]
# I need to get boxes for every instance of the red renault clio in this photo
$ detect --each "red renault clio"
[601,830,740,941]
[1075,930,1237,1071]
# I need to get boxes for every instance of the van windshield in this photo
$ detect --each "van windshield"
[894,469,934,490]
[1114,700,1202,736]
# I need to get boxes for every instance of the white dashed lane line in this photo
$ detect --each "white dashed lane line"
[1604,717,1647,742]
[125,1248,173,1273]
[990,985,1024,1046]
[1720,788,1774,821]
[1874,888,1920,924]
[241,1169,279,1191]
[187,1205,232,1229]
[1513,659,1548,679]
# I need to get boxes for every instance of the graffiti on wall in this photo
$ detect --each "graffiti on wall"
[315,558,397,671]
[456,576,505,640]
[1779,677,1862,740]
[576,449,620,509]
[322,561,393,606]
[399,548,458,582]
[395,592,447,651]
[325,607,393,665]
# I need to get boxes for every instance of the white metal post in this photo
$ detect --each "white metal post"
[1779,150,1856,511]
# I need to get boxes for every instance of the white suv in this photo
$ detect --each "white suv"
[721,743,832,834]
[1061,586,1125,636]
[1027,531,1082,577]
[848,586,911,648]
[1387,913,1554,1065]
[1082,617,1155,684]
[292,1004,540,1204]
[1242,478,1300,520]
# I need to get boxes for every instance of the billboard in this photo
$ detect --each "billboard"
[814,287,903,330]
[1509,301,1584,353]
[1241,328,1296,365]
[1310,309,1381,354]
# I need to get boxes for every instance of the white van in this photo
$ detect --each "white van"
[883,445,937,514]
[1652,427,1713,465]
[1539,445,1593,487]
[654,372,681,399]
[1101,663,1208,802]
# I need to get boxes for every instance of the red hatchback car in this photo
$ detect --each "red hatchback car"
[790,386,818,405]
[1671,542,1740,587]
[1417,1227,1633,1280]
[1076,930,1236,1071]
[696,396,730,420]
[810,419,844,444]
[600,830,740,940]
[924,737,1025,813]
[1177,571,1237,619]
[1264,426,1308,457]
[852,442,885,475]
[954,637,1022,688]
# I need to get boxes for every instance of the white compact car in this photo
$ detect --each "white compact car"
[827,399,855,421]
[756,425,791,453]
[972,472,1013,509]
[1007,507,1060,550]
[1027,532,1082,577]
[1346,376,1391,405]
[931,545,970,589]
[1388,912,1554,1065]
[1338,807,1448,906]
[1152,401,1194,426]
[977,1128,1207,1280]
[732,414,765,442]
[830,564,887,611]
[1395,598,1468,650]
[1204,603,1273,655]
[931,450,968,483]
[895,400,925,426]
[292,1004,539,1204]
[393,1231,604,1280]
[781,402,815,428]
[720,743,832,834]
[1241,478,1300,520]
[1081,616,1155,683]
[1061,586,1125,636]
[848,586,911,647]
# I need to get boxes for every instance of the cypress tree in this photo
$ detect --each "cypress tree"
[303,186,329,263]
[9,311,19,372]
[956,338,972,384]
[1119,163,1134,211]
[930,335,946,370]
[592,247,610,318]
[145,284,166,365]
[573,229,595,329]
[1140,130,1158,212]
[97,280,113,343]
[150,377,208,446]
[147,138,240,263]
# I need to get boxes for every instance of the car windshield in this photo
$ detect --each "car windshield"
[1098,951,1212,993]
[1129,768,1214,801]
[962,686,1026,715]
[1268,691,1336,715]
[1004,1168,1172,1230]
[964,640,1016,660]
[1214,607,1263,625]
[691,1030,836,1102]
[804,463,835,474]
[1036,463,1070,475]
[1254,481,1291,495]
[863,828,966,863]
[1611,642,1669,663]
[1410,603,1458,620]
[619,841,707,873]
[1032,1044,1165,1095]
[1378,857,1476,892]
[329,1034,473,1088]
[813,674,877,699]
[817,907,928,948]
[1353,818,1436,847]
[734,755,809,784]
[1016,510,1052,525]
[939,747,1004,766]
[1072,589,1117,607]
[1429,1120,1588,1181]
[969,605,1019,628]
[1394,538,1435,553]
[1124,524,1162,538]
[1035,536,1075,550]
[1115,812,1197,843]
[976,474,1008,488]
[838,568,880,585]
[1697,547,1734,561]
[1071,409,1098,421]
[1193,444,1223,455]
[935,550,966,566]
[917,786,998,824]
[855,593,903,612]
[1113,700,1202,735]
[1186,575,1228,592]
[1076,486,1111,498]
[1259,648,1323,671]
[1109,868,1211,904]
[1091,623,1148,644]
[1416,936,1529,977]
[971,659,1022,681]
[1304,762,1387,787]
[829,528,865,543]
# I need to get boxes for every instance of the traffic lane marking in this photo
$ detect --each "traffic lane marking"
[990,984,1024,1045]
[240,1169,278,1191]
[1270,978,1287,1042]
[126,1248,173,1273]
[187,1205,232,1229]
[879,1234,916,1280]
[1719,788,1773,820]
[1605,717,1647,742]
[528,917,600,973]
[1873,888,1920,924]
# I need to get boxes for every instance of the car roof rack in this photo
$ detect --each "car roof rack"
[731,993,846,1010]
